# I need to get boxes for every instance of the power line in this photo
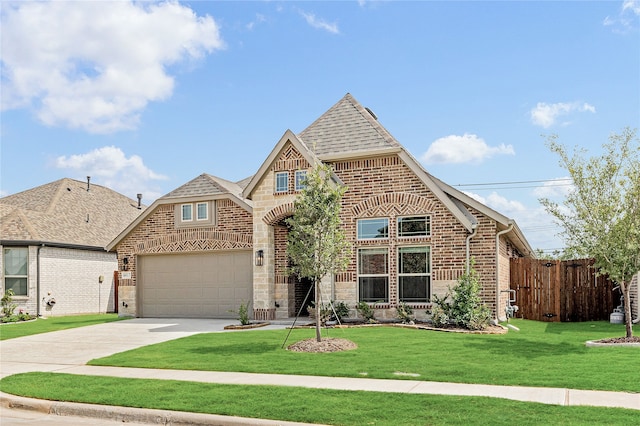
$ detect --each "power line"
[453,178,572,188]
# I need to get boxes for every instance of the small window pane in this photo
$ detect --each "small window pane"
[359,248,388,275]
[295,170,307,191]
[4,247,28,275]
[5,277,27,296]
[398,216,430,237]
[357,218,389,239]
[399,246,430,274]
[399,276,430,302]
[275,172,289,193]
[196,203,208,220]
[182,204,192,221]
[359,277,389,302]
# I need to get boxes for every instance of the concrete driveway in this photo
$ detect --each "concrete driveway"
[0,317,287,379]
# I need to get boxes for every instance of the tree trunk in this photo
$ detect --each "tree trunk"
[621,281,633,338]
[315,279,322,342]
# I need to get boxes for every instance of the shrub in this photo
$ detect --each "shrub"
[396,302,414,323]
[429,267,491,330]
[331,301,350,322]
[356,301,377,323]
[1,290,17,317]
[308,301,350,324]
[229,301,250,325]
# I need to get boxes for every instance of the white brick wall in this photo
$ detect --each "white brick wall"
[1,245,117,317]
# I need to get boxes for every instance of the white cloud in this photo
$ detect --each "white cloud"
[421,133,515,164]
[530,102,596,128]
[299,10,340,34]
[603,0,639,31]
[532,177,574,199]
[1,1,224,134]
[55,146,168,200]
[464,190,566,252]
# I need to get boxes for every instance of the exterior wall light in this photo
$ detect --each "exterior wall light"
[255,250,264,266]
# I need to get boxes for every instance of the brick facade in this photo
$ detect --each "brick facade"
[113,198,253,316]
[249,142,523,321]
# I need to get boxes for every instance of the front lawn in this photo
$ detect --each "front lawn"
[1,372,637,426]
[89,319,638,392]
[0,314,124,340]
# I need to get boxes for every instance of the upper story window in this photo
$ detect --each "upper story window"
[357,218,389,240]
[398,216,431,237]
[176,201,215,228]
[3,247,28,296]
[181,204,193,221]
[275,172,289,193]
[196,202,208,221]
[295,170,307,191]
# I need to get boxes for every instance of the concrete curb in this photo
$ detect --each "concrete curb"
[0,392,322,426]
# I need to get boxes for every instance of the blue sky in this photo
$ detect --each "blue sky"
[1,0,639,253]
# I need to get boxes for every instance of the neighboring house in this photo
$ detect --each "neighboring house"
[108,93,534,321]
[1,178,145,316]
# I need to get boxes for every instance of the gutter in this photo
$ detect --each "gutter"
[495,222,514,322]
[465,224,478,274]
[37,245,43,317]
[1,240,107,252]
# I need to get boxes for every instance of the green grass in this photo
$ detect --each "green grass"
[89,319,638,392]
[0,314,124,340]
[1,372,637,426]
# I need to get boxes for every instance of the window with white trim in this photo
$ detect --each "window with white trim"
[358,248,389,302]
[275,172,289,193]
[181,204,193,221]
[196,202,208,221]
[398,246,431,303]
[3,247,28,296]
[295,170,307,191]
[357,218,389,240]
[398,216,430,237]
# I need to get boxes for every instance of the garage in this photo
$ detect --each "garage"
[137,251,252,318]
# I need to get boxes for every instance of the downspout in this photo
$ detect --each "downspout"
[37,244,44,317]
[465,223,478,274]
[495,222,514,322]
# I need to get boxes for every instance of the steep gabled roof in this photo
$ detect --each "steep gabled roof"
[242,130,325,200]
[107,173,252,251]
[0,178,144,248]
[299,93,401,159]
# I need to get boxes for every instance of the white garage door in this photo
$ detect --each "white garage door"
[138,251,252,318]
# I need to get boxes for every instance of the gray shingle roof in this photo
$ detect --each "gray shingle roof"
[161,173,248,202]
[0,178,145,248]
[298,93,401,157]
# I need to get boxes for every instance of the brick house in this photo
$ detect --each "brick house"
[108,94,535,321]
[1,178,145,316]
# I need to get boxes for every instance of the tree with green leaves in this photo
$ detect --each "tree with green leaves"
[286,163,352,342]
[540,127,639,338]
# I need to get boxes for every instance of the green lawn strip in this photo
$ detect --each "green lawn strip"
[89,319,638,393]
[0,314,124,340]
[1,372,637,426]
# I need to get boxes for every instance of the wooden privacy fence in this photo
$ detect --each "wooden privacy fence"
[509,258,619,322]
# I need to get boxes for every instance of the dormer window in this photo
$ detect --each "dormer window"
[196,202,208,221]
[181,204,193,221]
[295,170,307,191]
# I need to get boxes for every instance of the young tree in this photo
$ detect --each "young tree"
[540,127,639,338]
[287,163,351,342]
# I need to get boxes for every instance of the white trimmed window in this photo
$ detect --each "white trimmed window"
[181,204,193,221]
[196,202,208,221]
[358,248,389,302]
[398,216,430,237]
[398,246,431,303]
[357,218,389,240]
[275,172,289,193]
[3,247,28,296]
[295,170,307,191]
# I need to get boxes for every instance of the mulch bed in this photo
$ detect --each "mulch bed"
[593,336,640,344]
[287,337,358,353]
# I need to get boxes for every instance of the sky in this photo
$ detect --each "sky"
[1,0,639,254]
